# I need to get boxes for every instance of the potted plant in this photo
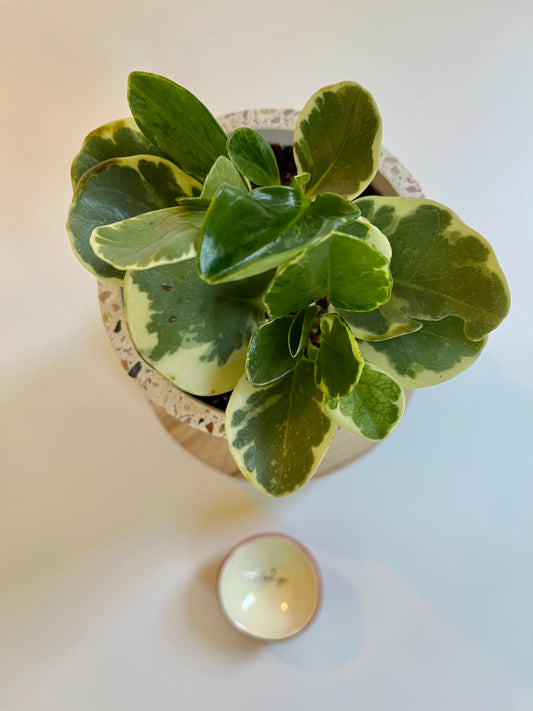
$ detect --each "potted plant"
[67,72,510,497]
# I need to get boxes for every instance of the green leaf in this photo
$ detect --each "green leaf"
[201,156,248,198]
[226,360,337,497]
[336,298,422,341]
[264,229,392,318]
[177,156,248,209]
[71,117,160,187]
[67,155,201,283]
[291,173,311,192]
[177,197,212,209]
[294,81,382,199]
[246,317,298,386]
[288,305,320,357]
[338,217,391,259]
[358,315,488,388]
[324,363,405,440]
[90,206,205,270]
[128,71,228,182]
[198,186,357,283]
[124,261,270,396]
[227,128,280,186]
[356,197,511,340]
[314,314,363,399]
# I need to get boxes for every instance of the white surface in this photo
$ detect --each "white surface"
[1,1,532,709]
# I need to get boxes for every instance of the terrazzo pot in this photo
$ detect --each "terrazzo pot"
[97,108,423,478]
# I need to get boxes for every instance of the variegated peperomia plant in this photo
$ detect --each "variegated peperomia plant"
[67,72,510,497]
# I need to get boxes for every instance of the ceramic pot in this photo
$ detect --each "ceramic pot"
[98,109,423,477]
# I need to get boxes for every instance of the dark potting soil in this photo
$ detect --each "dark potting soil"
[193,143,379,413]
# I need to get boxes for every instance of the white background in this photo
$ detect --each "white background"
[1,1,532,709]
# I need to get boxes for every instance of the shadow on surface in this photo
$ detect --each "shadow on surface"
[174,557,263,657]
[270,563,365,672]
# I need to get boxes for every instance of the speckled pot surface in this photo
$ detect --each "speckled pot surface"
[98,108,423,441]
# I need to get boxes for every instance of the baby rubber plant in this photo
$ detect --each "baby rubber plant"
[67,72,510,497]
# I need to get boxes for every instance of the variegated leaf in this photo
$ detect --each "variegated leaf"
[178,156,248,208]
[288,305,320,357]
[324,363,405,440]
[314,314,363,399]
[339,217,391,260]
[198,186,357,283]
[336,297,422,341]
[358,315,488,388]
[294,81,382,199]
[71,117,159,187]
[227,128,280,186]
[264,229,392,318]
[291,173,311,192]
[356,197,511,341]
[246,317,298,386]
[67,155,201,283]
[201,156,248,198]
[90,207,204,270]
[124,261,270,396]
[128,72,227,182]
[226,361,337,497]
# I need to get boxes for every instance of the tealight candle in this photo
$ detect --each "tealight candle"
[217,533,322,641]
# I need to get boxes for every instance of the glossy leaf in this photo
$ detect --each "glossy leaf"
[226,361,337,497]
[314,314,363,399]
[264,229,392,318]
[356,197,511,340]
[246,317,298,386]
[198,186,357,283]
[291,173,311,192]
[336,298,422,341]
[177,156,248,209]
[201,156,248,198]
[124,261,270,396]
[67,155,200,283]
[324,363,405,440]
[288,305,320,357]
[177,197,212,210]
[71,117,160,187]
[294,81,382,199]
[359,315,488,388]
[227,127,280,186]
[338,217,391,260]
[128,71,227,182]
[90,207,205,270]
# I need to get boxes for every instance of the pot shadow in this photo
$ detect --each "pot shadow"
[270,563,365,672]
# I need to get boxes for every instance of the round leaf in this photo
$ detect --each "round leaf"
[314,314,363,399]
[71,117,159,188]
[124,261,270,396]
[128,71,228,182]
[294,81,382,199]
[226,361,336,497]
[324,363,405,440]
[90,206,205,271]
[227,128,280,186]
[356,197,511,340]
[67,155,201,283]
[246,317,299,386]
[358,315,488,388]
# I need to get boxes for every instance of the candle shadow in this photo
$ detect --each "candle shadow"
[168,557,264,658]
[270,563,365,672]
